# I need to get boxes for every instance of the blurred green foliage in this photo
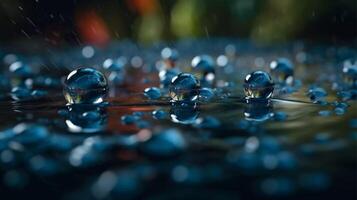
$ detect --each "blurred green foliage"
[0,0,355,45]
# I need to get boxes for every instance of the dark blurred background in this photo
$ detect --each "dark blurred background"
[0,0,356,47]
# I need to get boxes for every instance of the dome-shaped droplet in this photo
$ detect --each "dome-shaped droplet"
[342,59,357,88]
[199,87,214,102]
[161,47,179,68]
[307,86,327,103]
[269,58,294,84]
[64,67,108,104]
[103,57,126,71]
[244,71,274,100]
[143,87,161,100]
[9,61,32,77]
[159,69,179,88]
[169,73,200,102]
[191,55,215,85]
[140,128,186,157]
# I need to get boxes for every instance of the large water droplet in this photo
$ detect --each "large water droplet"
[169,73,200,102]
[64,68,108,105]
[244,71,274,101]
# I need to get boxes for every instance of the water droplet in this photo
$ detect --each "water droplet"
[121,114,139,125]
[12,123,48,144]
[9,61,32,77]
[152,109,168,120]
[10,86,32,101]
[269,58,294,84]
[161,47,178,68]
[193,116,220,128]
[307,86,327,103]
[342,60,357,88]
[216,55,228,67]
[103,58,126,71]
[108,71,125,85]
[334,107,346,116]
[191,55,215,85]
[64,67,108,105]
[159,69,179,88]
[143,87,161,100]
[318,110,331,117]
[169,73,200,102]
[140,128,186,157]
[273,112,287,121]
[82,46,95,58]
[199,87,214,102]
[244,71,274,101]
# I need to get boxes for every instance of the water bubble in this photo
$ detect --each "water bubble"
[121,115,139,125]
[342,60,357,88]
[216,55,228,67]
[108,71,125,85]
[69,144,102,167]
[334,107,346,116]
[193,116,221,128]
[10,86,32,101]
[199,87,214,102]
[130,56,143,68]
[12,123,48,144]
[318,110,331,117]
[307,86,327,103]
[103,58,125,71]
[64,67,108,105]
[191,55,215,85]
[244,71,274,101]
[143,87,161,100]
[140,128,186,157]
[9,61,32,77]
[273,111,287,121]
[269,58,294,84]
[82,46,95,58]
[169,73,200,102]
[152,109,168,120]
[161,47,178,68]
[132,111,144,117]
[159,69,179,88]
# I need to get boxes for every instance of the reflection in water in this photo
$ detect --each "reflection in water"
[244,101,273,122]
[65,104,107,133]
[170,102,199,124]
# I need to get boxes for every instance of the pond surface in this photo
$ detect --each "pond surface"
[0,39,356,200]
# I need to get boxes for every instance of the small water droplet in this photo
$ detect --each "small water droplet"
[143,87,161,100]
[269,58,294,85]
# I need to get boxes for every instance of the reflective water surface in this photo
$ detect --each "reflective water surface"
[0,40,356,200]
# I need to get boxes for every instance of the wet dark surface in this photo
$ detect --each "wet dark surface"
[0,39,356,200]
